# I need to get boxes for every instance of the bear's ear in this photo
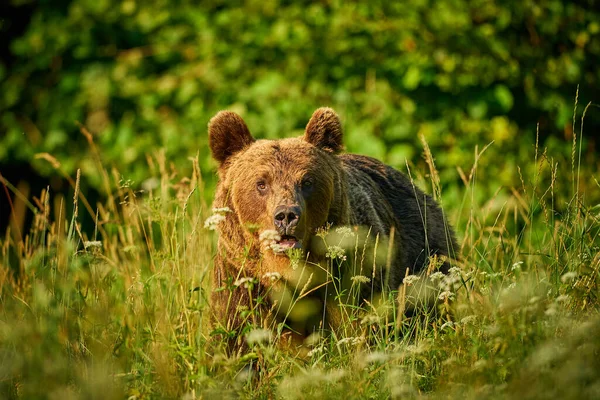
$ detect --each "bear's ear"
[304,107,343,153]
[208,111,255,165]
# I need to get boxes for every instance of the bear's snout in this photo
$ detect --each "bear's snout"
[273,204,302,236]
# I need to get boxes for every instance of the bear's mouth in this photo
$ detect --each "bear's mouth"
[273,235,302,253]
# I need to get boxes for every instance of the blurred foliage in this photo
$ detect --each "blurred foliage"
[1,0,599,206]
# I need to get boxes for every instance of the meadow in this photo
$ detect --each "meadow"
[1,110,599,399]
[1,1,600,398]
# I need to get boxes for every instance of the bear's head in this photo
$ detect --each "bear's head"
[209,108,350,259]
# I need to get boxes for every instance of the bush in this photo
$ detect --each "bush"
[1,0,599,205]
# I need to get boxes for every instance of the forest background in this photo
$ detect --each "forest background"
[1,0,599,226]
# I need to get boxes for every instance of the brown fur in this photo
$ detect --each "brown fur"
[208,107,457,351]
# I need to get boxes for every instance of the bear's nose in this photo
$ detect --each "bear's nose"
[274,205,301,234]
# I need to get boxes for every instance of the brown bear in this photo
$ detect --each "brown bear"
[208,107,457,350]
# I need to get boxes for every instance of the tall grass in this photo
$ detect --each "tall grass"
[1,118,599,399]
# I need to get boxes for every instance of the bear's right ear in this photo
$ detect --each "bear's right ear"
[208,111,255,165]
[304,107,343,153]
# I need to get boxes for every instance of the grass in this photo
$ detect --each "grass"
[1,122,600,399]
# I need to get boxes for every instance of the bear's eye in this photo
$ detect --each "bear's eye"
[257,181,268,193]
[302,178,314,189]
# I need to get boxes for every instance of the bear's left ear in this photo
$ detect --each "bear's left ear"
[208,111,255,166]
[304,107,343,153]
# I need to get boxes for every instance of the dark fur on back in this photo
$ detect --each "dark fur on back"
[342,154,456,290]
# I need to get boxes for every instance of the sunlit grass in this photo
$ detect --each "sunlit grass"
[1,123,599,399]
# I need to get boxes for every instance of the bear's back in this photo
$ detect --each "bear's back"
[340,154,456,289]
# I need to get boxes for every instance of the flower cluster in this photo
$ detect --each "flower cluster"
[429,271,445,282]
[204,207,232,230]
[511,261,523,271]
[437,267,463,294]
[259,229,287,254]
[262,271,282,282]
[234,277,257,289]
[84,240,102,250]
[315,222,333,238]
[204,214,225,230]
[361,314,379,325]
[438,290,454,301]
[307,345,325,357]
[270,243,285,253]
[259,229,281,243]
[335,226,355,238]
[287,248,303,270]
[403,274,421,285]
[326,245,347,261]
[351,275,371,284]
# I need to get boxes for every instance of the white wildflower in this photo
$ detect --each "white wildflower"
[259,229,281,243]
[326,245,346,261]
[438,291,454,301]
[511,261,523,271]
[560,271,578,283]
[84,240,102,249]
[448,267,462,277]
[315,224,331,238]
[307,345,324,357]
[262,272,282,282]
[204,213,226,230]
[439,273,462,291]
[335,226,355,237]
[351,275,371,284]
[361,315,379,325]
[403,275,421,285]
[429,271,445,282]
[234,277,256,289]
[245,328,272,345]
[270,243,285,253]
